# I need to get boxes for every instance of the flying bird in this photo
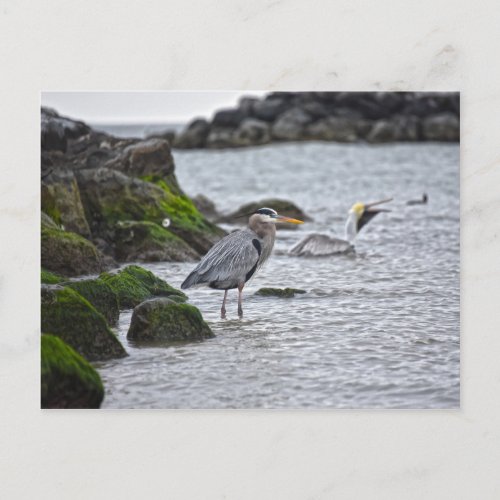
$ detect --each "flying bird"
[289,198,392,257]
[181,207,304,318]
[406,193,428,205]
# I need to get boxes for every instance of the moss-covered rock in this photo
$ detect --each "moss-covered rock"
[41,211,60,230]
[41,226,104,277]
[64,278,119,325]
[41,285,127,361]
[127,298,214,342]
[100,265,186,309]
[41,334,104,409]
[142,173,225,253]
[113,220,198,262]
[255,287,307,298]
[41,269,64,284]
[75,167,224,256]
[41,168,91,236]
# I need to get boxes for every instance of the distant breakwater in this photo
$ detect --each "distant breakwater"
[165,92,459,149]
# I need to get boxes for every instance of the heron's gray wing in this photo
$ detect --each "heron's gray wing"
[289,233,353,256]
[181,229,260,288]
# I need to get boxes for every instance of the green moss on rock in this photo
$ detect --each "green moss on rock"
[100,265,186,309]
[255,287,307,298]
[41,285,127,361]
[127,297,214,342]
[141,174,225,253]
[64,278,119,325]
[41,269,64,284]
[41,334,104,409]
[114,220,198,262]
[41,226,104,277]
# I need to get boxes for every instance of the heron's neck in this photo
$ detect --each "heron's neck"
[344,212,358,243]
[252,221,276,242]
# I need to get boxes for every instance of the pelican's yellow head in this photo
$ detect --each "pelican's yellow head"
[350,202,365,219]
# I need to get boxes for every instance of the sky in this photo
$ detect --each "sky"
[41,91,268,124]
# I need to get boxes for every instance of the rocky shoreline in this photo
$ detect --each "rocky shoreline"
[170,92,460,150]
[41,108,221,408]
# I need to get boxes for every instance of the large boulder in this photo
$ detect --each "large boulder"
[41,226,105,277]
[306,117,358,142]
[105,138,175,179]
[233,118,271,147]
[253,98,288,122]
[76,167,223,254]
[64,278,120,325]
[41,335,104,409]
[41,168,91,236]
[271,108,313,141]
[173,119,210,149]
[422,113,460,141]
[41,107,90,152]
[41,285,127,361]
[113,220,198,262]
[100,265,186,309]
[238,96,259,116]
[127,298,214,342]
[212,108,246,128]
[206,127,236,149]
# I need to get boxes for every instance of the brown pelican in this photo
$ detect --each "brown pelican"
[181,208,303,318]
[406,193,428,205]
[289,198,392,257]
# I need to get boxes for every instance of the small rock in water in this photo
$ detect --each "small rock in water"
[127,297,214,342]
[255,287,307,298]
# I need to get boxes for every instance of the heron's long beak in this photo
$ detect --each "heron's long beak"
[365,198,393,210]
[275,215,304,224]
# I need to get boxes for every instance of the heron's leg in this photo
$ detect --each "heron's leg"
[221,290,228,319]
[237,284,244,318]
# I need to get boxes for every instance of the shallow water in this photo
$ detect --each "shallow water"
[97,142,459,409]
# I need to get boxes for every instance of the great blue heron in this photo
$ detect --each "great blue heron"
[406,193,428,205]
[181,207,304,318]
[289,198,392,257]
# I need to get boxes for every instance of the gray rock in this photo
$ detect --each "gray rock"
[192,194,219,221]
[218,198,311,230]
[212,108,246,128]
[238,96,259,116]
[105,138,175,178]
[206,127,235,149]
[173,118,210,149]
[233,118,271,146]
[306,117,358,142]
[127,298,214,342]
[253,98,288,122]
[366,120,400,143]
[271,108,313,141]
[41,107,90,152]
[422,113,460,141]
